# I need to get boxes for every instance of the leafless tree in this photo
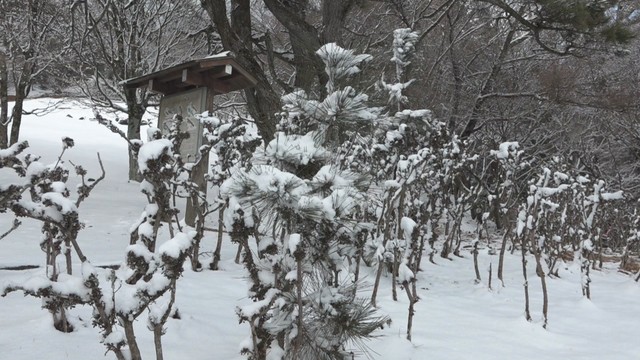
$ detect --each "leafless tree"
[67,0,207,180]
[0,0,67,148]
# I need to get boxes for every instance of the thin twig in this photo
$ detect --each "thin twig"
[0,219,21,240]
[74,153,106,207]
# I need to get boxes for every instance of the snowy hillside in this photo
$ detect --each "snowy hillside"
[1,99,639,360]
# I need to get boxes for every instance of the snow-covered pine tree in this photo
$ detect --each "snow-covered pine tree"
[223,42,388,360]
[378,28,419,112]
[307,30,473,342]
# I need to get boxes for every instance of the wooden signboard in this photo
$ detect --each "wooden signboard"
[122,54,257,226]
[158,87,207,161]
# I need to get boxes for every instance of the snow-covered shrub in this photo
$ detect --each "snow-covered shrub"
[1,118,201,360]
[504,152,625,326]
[622,210,640,275]
[1,138,104,332]
[377,27,419,109]
[485,142,531,285]
[185,112,262,271]
[202,113,262,188]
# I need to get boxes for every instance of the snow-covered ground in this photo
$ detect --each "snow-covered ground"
[1,99,639,360]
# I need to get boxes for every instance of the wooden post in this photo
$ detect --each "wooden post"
[184,89,214,226]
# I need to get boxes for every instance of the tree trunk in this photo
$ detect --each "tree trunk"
[9,67,33,145]
[125,92,143,181]
[154,325,164,360]
[391,248,398,301]
[320,0,355,45]
[9,96,24,146]
[201,0,357,143]
[403,282,416,341]
[201,0,279,143]
[447,11,463,132]
[210,201,226,270]
[9,2,37,146]
[521,234,532,322]
[290,34,323,93]
[497,226,510,286]
[473,240,481,283]
[123,318,143,360]
[0,51,8,149]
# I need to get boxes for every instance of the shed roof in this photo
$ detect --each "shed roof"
[122,53,257,96]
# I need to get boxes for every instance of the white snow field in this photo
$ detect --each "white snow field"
[1,99,639,360]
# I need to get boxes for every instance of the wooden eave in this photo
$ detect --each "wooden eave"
[121,55,258,96]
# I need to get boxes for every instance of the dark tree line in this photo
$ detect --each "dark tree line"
[2,0,640,191]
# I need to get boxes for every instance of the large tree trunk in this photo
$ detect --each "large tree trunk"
[263,0,354,94]
[201,0,280,143]
[8,56,33,145]
[200,0,357,143]
[7,0,38,147]
[9,96,24,146]
[320,0,355,45]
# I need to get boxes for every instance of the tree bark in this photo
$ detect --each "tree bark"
[8,0,38,146]
[123,319,143,360]
[497,225,510,286]
[521,233,532,322]
[154,325,164,360]
[9,97,25,146]
[0,51,8,148]
[201,0,358,143]
[200,0,280,143]
[210,201,226,270]
[9,59,34,146]
[320,0,355,45]
[125,89,144,181]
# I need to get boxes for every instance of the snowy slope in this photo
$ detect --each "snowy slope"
[1,99,639,360]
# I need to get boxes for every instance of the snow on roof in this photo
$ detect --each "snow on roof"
[204,51,232,59]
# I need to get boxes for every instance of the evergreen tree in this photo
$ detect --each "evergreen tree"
[223,42,388,360]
